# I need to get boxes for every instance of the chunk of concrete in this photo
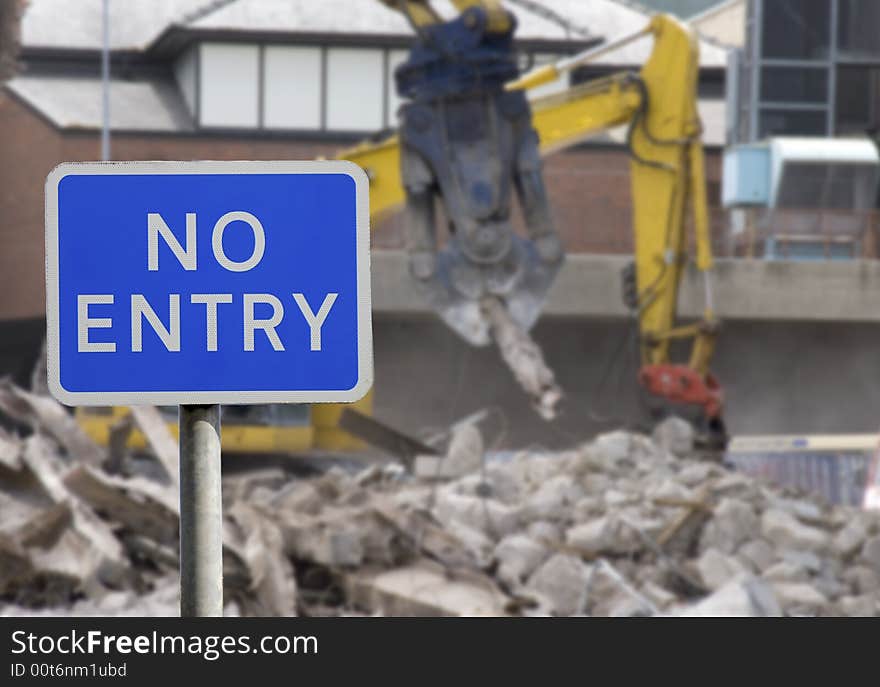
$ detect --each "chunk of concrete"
[652,417,694,457]
[696,548,748,590]
[566,517,612,556]
[832,518,868,559]
[737,539,776,573]
[522,475,583,521]
[493,534,548,588]
[764,560,809,584]
[781,550,822,573]
[446,520,494,568]
[702,498,759,554]
[641,582,678,610]
[527,520,562,543]
[843,565,879,595]
[432,489,520,538]
[446,422,484,476]
[646,478,695,503]
[347,564,509,617]
[572,497,602,522]
[772,582,828,614]
[679,576,782,617]
[761,509,829,552]
[677,462,716,487]
[526,554,591,616]
[860,536,880,573]
[608,595,653,617]
[838,595,878,617]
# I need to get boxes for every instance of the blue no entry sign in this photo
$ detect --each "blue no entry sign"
[45,161,372,406]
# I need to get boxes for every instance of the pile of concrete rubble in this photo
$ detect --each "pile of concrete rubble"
[0,380,878,617]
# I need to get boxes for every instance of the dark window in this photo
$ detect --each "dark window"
[761,66,828,103]
[776,163,829,208]
[759,108,827,137]
[835,65,880,135]
[761,0,831,60]
[838,0,880,59]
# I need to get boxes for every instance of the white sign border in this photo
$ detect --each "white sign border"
[45,160,373,406]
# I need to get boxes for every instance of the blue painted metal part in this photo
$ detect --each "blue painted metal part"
[392,6,564,346]
[395,7,520,102]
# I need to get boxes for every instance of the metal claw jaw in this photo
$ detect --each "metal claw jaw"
[411,235,564,347]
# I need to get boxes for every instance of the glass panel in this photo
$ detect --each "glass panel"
[835,65,880,136]
[758,108,827,137]
[838,0,880,59]
[264,46,322,130]
[326,48,384,131]
[776,163,828,208]
[200,44,259,128]
[761,66,828,103]
[761,0,831,60]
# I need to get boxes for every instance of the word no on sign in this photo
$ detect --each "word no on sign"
[45,161,372,405]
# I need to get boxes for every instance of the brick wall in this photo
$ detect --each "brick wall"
[0,92,723,321]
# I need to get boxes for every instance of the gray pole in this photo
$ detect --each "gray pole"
[179,404,223,617]
[101,0,111,161]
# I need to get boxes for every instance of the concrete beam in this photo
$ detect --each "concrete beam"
[371,251,880,322]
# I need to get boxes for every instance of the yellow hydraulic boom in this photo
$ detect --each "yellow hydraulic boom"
[513,13,723,431]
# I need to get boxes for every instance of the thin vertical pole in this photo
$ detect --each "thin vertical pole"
[101,0,111,161]
[179,404,223,617]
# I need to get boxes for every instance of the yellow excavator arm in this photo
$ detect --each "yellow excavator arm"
[513,13,722,428]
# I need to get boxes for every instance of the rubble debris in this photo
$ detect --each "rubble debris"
[0,379,103,465]
[652,417,695,457]
[346,562,509,617]
[414,420,484,480]
[526,553,590,616]
[338,408,438,467]
[679,576,782,617]
[0,377,878,617]
[128,406,179,484]
[481,297,562,421]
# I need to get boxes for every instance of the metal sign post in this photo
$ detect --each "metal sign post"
[179,404,223,617]
[45,160,372,617]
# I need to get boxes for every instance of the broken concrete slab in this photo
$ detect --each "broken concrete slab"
[701,497,758,554]
[843,566,879,595]
[0,380,104,466]
[128,406,178,484]
[831,518,868,559]
[482,297,563,421]
[526,554,590,616]
[493,534,548,588]
[696,548,749,590]
[432,489,521,539]
[860,536,880,573]
[347,562,509,616]
[652,416,694,457]
[761,509,829,552]
[772,582,829,615]
[0,427,21,471]
[679,576,781,617]
[226,502,297,617]
[737,539,776,573]
[63,466,179,545]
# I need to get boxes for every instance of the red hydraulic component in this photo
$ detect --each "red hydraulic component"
[638,364,723,419]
